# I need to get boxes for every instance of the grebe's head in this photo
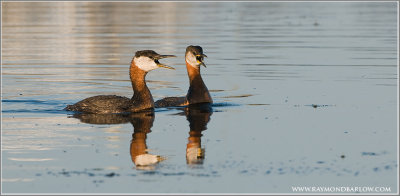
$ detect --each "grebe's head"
[133,50,176,72]
[185,45,207,69]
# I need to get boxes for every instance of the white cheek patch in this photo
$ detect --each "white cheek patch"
[186,53,200,69]
[134,56,158,72]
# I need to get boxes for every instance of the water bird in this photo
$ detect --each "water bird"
[65,50,176,114]
[155,45,212,108]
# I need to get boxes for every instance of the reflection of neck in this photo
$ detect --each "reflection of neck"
[185,61,212,104]
[187,130,202,149]
[130,131,148,164]
[129,113,154,165]
[129,61,154,111]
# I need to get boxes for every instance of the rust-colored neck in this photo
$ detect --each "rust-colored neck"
[186,62,201,83]
[129,61,154,111]
[185,61,212,104]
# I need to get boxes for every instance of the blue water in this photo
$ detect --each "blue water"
[1,2,398,194]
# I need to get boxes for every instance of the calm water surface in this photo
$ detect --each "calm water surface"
[1,2,398,194]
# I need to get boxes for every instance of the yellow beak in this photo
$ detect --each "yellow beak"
[157,63,175,70]
[196,54,207,68]
[156,54,176,69]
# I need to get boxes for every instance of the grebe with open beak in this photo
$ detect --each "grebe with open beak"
[65,50,176,114]
[155,45,212,108]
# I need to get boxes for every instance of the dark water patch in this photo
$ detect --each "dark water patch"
[67,112,144,125]
[2,99,71,114]
[212,109,226,113]
[361,151,388,156]
[362,152,378,156]
[2,109,67,114]
[105,172,118,177]
[211,102,241,107]
[141,171,158,175]
[2,99,63,105]
[305,104,336,108]
[43,168,121,178]
[162,172,186,176]
[240,170,248,174]
[138,170,217,178]
[87,173,95,177]
[221,94,253,99]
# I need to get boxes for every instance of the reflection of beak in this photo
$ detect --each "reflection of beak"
[196,54,207,68]
[156,55,176,70]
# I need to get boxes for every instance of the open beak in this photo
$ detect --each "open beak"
[156,55,176,70]
[198,61,206,68]
[196,54,207,68]
[157,63,175,70]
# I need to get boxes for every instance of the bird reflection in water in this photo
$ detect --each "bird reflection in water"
[69,104,213,169]
[178,103,213,166]
[128,112,166,170]
[69,111,165,170]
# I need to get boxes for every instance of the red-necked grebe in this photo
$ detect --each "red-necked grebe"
[65,50,176,114]
[154,45,212,108]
